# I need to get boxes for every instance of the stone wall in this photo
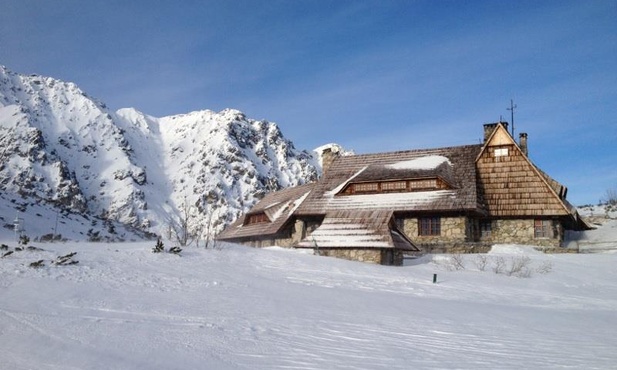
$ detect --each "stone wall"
[399,215,564,251]
[318,248,382,264]
[239,234,294,248]
[421,242,492,254]
[481,219,562,248]
[315,248,402,265]
[401,216,469,245]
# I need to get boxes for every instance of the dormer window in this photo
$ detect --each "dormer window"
[340,177,449,195]
[245,212,269,225]
[381,181,407,191]
[337,156,455,196]
[353,182,379,193]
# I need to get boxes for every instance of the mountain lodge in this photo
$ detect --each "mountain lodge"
[217,122,590,265]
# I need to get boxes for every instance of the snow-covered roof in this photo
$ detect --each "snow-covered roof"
[217,183,316,240]
[296,145,483,215]
[385,155,451,170]
[296,210,417,250]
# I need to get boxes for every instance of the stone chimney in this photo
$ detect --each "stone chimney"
[519,132,528,156]
[483,121,509,142]
[321,147,340,176]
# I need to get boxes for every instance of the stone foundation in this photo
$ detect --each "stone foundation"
[240,235,294,248]
[316,248,403,265]
[419,242,492,254]
[481,219,562,248]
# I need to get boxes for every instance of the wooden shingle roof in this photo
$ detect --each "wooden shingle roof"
[217,182,315,241]
[296,210,418,251]
[295,145,484,215]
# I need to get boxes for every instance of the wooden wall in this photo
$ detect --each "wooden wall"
[476,131,568,217]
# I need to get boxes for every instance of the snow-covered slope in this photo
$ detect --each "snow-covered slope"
[0,65,321,240]
[0,238,615,369]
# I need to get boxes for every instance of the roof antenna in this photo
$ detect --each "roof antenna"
[507,99,517,137]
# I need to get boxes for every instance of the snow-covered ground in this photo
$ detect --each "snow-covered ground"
[1,218,616,370]
[0,207,615,369]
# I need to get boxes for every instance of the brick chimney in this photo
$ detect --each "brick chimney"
[519,132,528,156]
[321,147,340,176]
[483,121,509,142]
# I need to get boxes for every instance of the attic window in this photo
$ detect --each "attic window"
[494,148,509,157]
[381,181,407,191]
[409,178,438,190]
[245,212,269,225]
[353,182,379,193]
[342,177,448,195]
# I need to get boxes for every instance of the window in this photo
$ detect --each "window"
[246,212,269,225]
[409,179,438,190]
[480,220,492,238]
[353,182,379,193]
[381,181,407,192]
[342,177,447,195]
[494,148,509,157]
[419,217,440,236]
[534,219,553,238]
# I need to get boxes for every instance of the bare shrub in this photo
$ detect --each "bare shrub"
[437,254,466,271]
[492,256,506,274]
[507,256,532,278]
[473,254,489,271]
[535,260,553,274]
[601,186,617,206]
[449,253,466,270]
[515,266,532,278]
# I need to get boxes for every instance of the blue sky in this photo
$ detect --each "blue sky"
[1,0,615,205]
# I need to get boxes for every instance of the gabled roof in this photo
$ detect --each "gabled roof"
[476,123,574,217]
[296,145,484,215]
[296,210,418,251]
[217,182,315,241]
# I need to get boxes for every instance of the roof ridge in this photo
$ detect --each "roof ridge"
[341,144,484,159]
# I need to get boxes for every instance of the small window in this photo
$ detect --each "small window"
[409,179,438,190]
[480,220,492,238]
[246,212,269,225]
[494,148,509,157]
[534,219,552,238]
[353,182,379,193]
[419,217,440,236]
[381,181,407,192]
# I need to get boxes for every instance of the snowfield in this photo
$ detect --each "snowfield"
[1,235,616,369]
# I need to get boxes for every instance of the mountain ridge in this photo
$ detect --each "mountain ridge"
[0,65,325,242]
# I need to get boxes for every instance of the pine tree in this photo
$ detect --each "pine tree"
[152,238,164,253]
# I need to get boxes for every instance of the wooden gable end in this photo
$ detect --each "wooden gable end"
[476,124,569,217]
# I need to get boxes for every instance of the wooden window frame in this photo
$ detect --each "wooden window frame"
[409,178,438,190]
[381,180,407,192]
[352,182,379,193]
[418,217,441,236]
[534,219,553,238]
[494,148,509,157]
[246,212,269,225]
[342,177,447,195]
[479,220,492,238]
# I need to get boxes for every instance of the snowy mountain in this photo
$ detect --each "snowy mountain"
[0,65,321,241]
